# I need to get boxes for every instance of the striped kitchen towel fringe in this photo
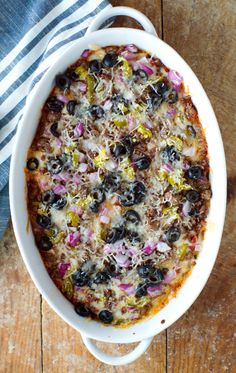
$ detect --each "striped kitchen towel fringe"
[0,0,111,238]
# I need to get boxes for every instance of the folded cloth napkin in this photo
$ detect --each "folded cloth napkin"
[0,0,111,239]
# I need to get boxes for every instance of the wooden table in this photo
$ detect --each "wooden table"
[1,1,236,372]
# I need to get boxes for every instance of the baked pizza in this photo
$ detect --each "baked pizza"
[26,44,211,326]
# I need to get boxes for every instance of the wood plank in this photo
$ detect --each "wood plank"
[41,1,166,372]
[163,1,236,372]
[111,0,162,37]
[42,300,166,373]
[0,223,42,373]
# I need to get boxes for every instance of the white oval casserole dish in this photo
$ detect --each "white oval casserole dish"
[9,6,226,366]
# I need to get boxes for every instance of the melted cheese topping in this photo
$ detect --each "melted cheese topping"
[26,45,211,327]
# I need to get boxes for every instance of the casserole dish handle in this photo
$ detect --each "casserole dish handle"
[81,334,153,366]
[86,6,158,37]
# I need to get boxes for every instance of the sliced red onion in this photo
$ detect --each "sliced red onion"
[73,174,81,185]
[58,262,70,278]
[113,241,124,254]
[118,283,135,295]
[127,306,136,312]
[118,73,125,83]
[74,122,84,137]
[74,286,84,293]
[100,207,109,216]
[39,180,48,189]
[144,120,153,129]
[143,241,156,255]
[118,283,132,291]
[57,95,69,104]
[55,138,62,147]
[167,70,183,85]
[125,44,138,53]
[127,246,137,257]
[81,49,89,58]
[162,163,174,173]
[182,146,195,157]
[139,63,153,76]
[182,200,191,216]
[70,205,81,214]
[100,215,110,224]
[103,99,112,111]
[143,245,154,255]
[103,244,113,255]
[77,81,87,92]
[164,269,177,284]
[78,152,86,162]
[115,254,130,267]
[166,108,177,118]
[112,278,121,286]
[128,115,135,130]
[54,172,70,182]
[167,70,183,92]
[182,161,190,170]
[120,247,127,256]
[87,229,94,240]
[45,127,52,137]
[88,172,99,183]
[52,175,60,182]
[173,84,182,92]
[77,207,84,216]
[66,231,80,247]
[60,172,70,181]
[147,284,162,297]
[157,241,171,253]
[78,163,88,173]
[53,184,67,195]
[120,50,136,60]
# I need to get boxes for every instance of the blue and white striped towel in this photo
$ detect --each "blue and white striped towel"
[0,0,111,239]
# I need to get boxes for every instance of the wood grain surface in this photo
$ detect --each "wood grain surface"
[0,1,236,372]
